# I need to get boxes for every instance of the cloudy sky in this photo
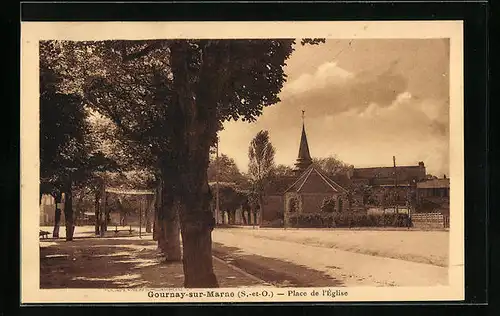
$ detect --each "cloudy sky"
[218,39,450,177]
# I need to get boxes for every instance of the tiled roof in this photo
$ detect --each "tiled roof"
[285,164,348,194]
[352,165,425,182]
[417,179,450,189]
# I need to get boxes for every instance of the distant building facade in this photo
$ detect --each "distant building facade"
[40,193,65,226]
[416,177,450,215]
[345,161,426,209]
[348,162,426,186]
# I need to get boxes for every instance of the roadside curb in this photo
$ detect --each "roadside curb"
[212,255,270,286]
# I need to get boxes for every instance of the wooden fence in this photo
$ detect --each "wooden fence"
[411,212,449,229]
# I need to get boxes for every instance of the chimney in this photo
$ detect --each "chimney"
[346,165,354,179]
[418,161,426,181]
[443,174,447,179]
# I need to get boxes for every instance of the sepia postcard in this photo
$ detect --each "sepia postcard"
[21,21,464,304]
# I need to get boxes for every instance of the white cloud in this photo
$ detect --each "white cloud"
[282,61,353,96]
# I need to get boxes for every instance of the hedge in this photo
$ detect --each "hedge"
[287,212,411,228]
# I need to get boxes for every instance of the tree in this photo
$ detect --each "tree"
[40,44,88,241]
[41,40,181,257]
[50,38,324,287]
[40,41,123,241]
[207,154,244,185]
[248,130,276,225]
[272,164,295,177]
[313,156,350,178]
[86,114,157,235]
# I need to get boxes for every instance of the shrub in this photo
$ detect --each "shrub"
[287,212,411,228]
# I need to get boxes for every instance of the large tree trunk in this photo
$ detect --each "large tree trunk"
[104,200,109,232]
[178,179,218,288]
[153,184,161,242]
[94,192,100,235]
[157,177,182,262]
[146,215,152,233]
[169,41,226,288]
[52,192,62,238]
[145,196,152,233]
[161,209,182,262]
[153,204,158,241]
[258,195,264,226]
[53,207,61,238]
[230,211,236,225]
[64,184,75,241]
[100,190,106,238]
[242,210,248,225]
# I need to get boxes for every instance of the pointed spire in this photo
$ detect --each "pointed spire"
[298,123,312,161]
[294,110,312,174]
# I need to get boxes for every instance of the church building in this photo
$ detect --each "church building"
[261,112,348,227]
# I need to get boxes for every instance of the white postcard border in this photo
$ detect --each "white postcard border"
[20,21,464,303]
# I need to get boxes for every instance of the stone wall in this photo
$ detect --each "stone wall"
[262,195,284,222]
[301,193,333,213]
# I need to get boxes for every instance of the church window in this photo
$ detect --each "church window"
[289,198,299,213]
[321,197,336,213]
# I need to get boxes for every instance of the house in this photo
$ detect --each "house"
[343,161,427,209]
[416,177,450,215]
[348,162,426,185]
[39,193,65,226]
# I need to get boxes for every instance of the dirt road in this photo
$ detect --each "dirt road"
[211,229,448,287]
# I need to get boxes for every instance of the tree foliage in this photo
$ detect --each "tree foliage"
[40,54,87,189]
[207,153,245,185]
[272,164,295,177]
[248,130,276,194]
[40,42,120,195]
[312,155,350,178]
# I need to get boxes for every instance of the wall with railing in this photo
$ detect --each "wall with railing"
[411,212,450,229]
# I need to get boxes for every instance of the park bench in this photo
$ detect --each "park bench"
[113,226,135,235]
[39,230,50,239]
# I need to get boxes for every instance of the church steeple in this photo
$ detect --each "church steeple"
[294,110,313,174]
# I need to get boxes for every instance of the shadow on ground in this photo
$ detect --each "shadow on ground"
[212,242,344,287]
[40,238,263,289]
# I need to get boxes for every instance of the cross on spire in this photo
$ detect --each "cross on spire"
[302,110,305,122]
